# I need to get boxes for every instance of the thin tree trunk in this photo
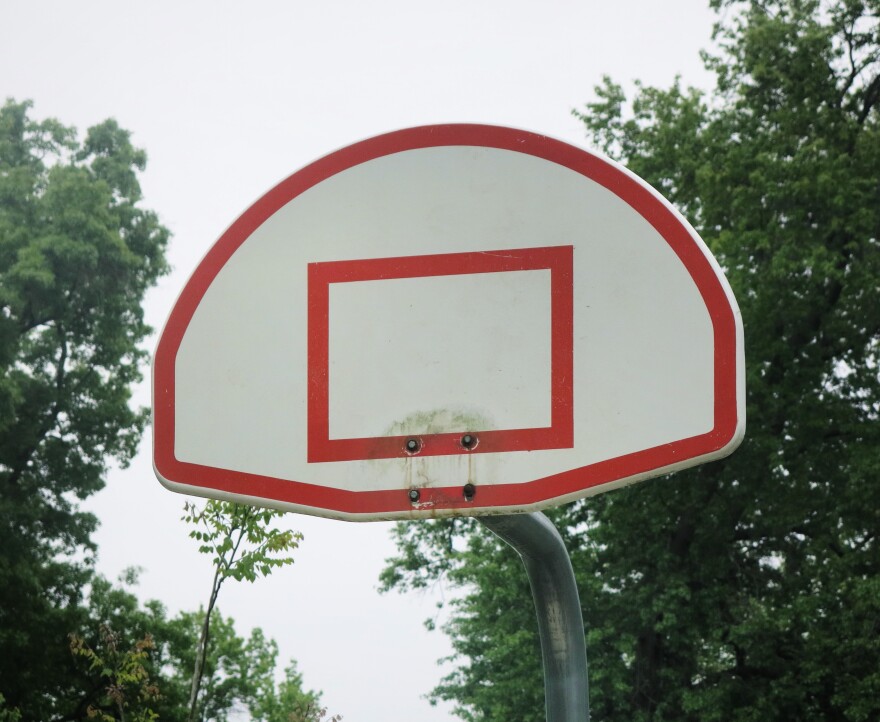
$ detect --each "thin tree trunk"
[187,568,222,722]
[187,513,250,722]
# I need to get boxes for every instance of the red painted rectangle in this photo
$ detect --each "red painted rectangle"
[307,245,574,462]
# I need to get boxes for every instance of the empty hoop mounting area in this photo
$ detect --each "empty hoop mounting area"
[307,245,574,462]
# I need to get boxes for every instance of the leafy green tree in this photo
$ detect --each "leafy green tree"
[0,99,169,720]
[69,572,323,722]
[383,1,880,720]
[69,572,191,722]
[182,501,303,722]
[68,625,160,722]
[248,661,327,722]
[379,516,552,722]
[0,100,321,722]
[172,611,281,722]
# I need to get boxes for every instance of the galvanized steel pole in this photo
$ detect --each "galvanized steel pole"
[479,512,589,722]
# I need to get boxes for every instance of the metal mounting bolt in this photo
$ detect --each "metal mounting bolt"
[463,483,476,501]
[408,488,421,503]
[461,433,477,450]
[405,438,421,454]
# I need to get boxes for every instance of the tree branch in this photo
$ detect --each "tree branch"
[857,73,880,124]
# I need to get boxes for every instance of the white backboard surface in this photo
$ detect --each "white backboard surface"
[153,124,744,520]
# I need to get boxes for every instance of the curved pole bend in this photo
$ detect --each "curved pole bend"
[479,512,589,722]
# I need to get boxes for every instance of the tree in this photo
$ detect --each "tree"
[68,572,187,722]
[382,1,880,719]
[248,661,329,722]
[159,611,325,722]
[0,100,169,719]
[0,101,323,722]
[182,501,303,722]
[68,571,324,722]
[68,625,161,722]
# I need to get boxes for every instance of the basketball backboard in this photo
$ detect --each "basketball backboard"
[153,124,744,520]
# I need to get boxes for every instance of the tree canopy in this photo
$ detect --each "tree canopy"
[0,99,170,718]
[0,101,322,722]
[382,1,880,720]
[67,572,324,722]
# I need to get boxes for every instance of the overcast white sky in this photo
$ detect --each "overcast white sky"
[2,2,717,719]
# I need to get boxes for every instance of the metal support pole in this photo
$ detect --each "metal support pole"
[479,512,589,722]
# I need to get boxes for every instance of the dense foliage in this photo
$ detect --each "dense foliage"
[0,99,169,718]
[382,1,880,720]
[0,101,322,721]
[182,501,303,722]
[67,573,323,722]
